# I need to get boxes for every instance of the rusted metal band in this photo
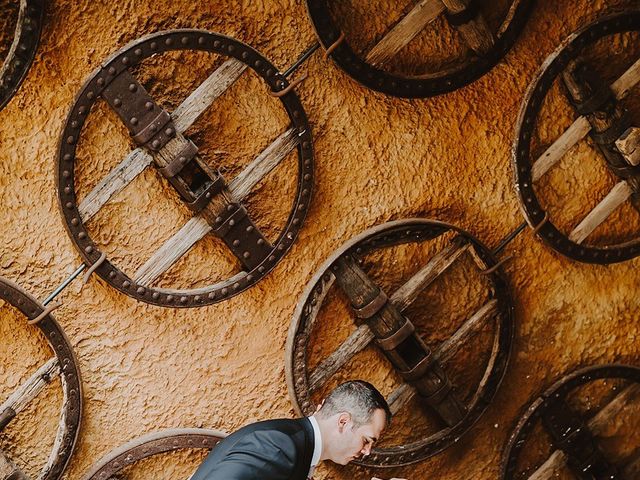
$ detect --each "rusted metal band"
[186,176,225,213]
[481,255,513,275]
[27,301,62,325]
[212,203,273,270]
[0,407,16,432]
[375,317,415,351]
[101,69,175,151]
[400,353,435,383]
[132,110,173,147]
[270,72,308,98]
[445,0,481,27]
[354,290,388,319]
[574,86,615,116]
[158,140,199,178]
[83,251,107,285]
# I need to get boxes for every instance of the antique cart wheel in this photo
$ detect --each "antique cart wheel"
[285,218,514,467]
[501,364,640,479]
[305,0,534,97]
[56,30,314,307]
[0,0,45,110]
[0,276,82,480]
[82,428,226,480]
[513,10,640,263]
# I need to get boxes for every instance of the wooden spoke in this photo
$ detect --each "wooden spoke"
[134,128,299,286]
[134,216,211,285]
[308,325,375,392]
[392,240,470,312]
[307,240,471,392]
[532,57,640,181]
[365,0,445,67]
[0,357,59,425]
[384,299,498,414]
[79,149,153,222]
[531,116,591,182]
[78,59,247,222]
[441,0,494,55]
[568,181,633,244]
[171,59,247,133]
[527,383,640,480]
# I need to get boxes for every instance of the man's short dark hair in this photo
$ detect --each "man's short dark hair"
[316,380,392,427]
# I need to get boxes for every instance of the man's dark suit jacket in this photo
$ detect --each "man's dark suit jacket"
[190,418,315,480]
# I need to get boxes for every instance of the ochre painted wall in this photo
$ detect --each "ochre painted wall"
[0,1,639,479]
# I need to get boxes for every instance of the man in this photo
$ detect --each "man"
[190,380,407,480]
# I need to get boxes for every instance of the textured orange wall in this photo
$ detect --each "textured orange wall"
[0,0,639,479]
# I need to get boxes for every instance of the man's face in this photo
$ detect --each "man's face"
[334,408,387,465]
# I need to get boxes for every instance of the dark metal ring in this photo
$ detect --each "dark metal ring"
[82,428,226,480]
[0,276,82,480]
[513,10,640,264]
[501,364,640,479]
[0,0,45,111]
[285,218,515,467]
[56,30,314,307]
[305,0,534,97]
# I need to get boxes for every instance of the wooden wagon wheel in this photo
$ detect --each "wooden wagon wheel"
[56,30,314,307]
[305,0,534,97]
[0,0,45,111]
[0,277,82,480]
[285,219,514,467]
[81,428,226,480]
[501,364,640,479]
[513,10,640,264]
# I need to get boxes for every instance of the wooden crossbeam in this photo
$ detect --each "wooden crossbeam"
[527,383,640,479]
[386,299,498,414]
[307,239,470,392]
[531,57,640,182]
[441,0,494,55]
[78,58,247,222]
[366,0,445,67]
[615,127,640,166]
[134,128,299,286]
[0,357,59,420]
[568,181,632,244]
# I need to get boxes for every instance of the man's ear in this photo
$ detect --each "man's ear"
[337,412,351,432]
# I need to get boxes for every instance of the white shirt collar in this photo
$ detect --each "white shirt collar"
[308,415,323,475]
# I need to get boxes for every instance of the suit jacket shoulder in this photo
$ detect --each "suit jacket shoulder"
[190,418,314,480]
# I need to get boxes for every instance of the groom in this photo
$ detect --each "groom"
[191,380,407,480]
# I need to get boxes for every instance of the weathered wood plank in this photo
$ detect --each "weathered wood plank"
[384,299,498,413]
[528,383,640,480]
[441,0,494,55]
[568,181,632,244]
[308,324,375,391]
[615,126,640,166]
[531,116,591,182]
[0,449,28,480]
[134,216,212,285]
[172,58,247,133]
[228,128,299,200]
[0,357,59,417]
[78,59,246,222]
[134,128,299,286]
[79,149,153,222]
[532,57,640,181]
[366,0,445,66]
[392,240,469,312]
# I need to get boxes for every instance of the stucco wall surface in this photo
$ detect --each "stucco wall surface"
[0,0,638,479]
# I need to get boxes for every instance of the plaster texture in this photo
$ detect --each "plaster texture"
[0,0,638,479]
